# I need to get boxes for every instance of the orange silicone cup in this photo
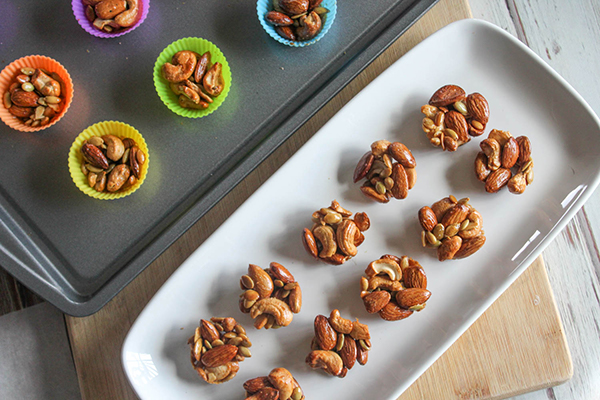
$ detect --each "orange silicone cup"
[0,55,74,132]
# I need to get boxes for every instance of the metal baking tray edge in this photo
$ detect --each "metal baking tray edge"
[1,0,438,316]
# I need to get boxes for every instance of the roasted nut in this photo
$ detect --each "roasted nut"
[250,298,293,327]
[31,69,60,97]
[306,350,343,377]
[485,168,512,193]
[203,62,224,97]
[11,90,39,107]
[279,0,309,15]
[266,10,294,25]
[106,164,131,192]
[248,264,274,298]
[102,134,125,161]
[115,0,140,27]
[275,26,296,41]
[314,315,337,351]
[480,138,501,171]
[95,0,127,19]
[296,11,322,40]
[501,137,520,169]
[363,291,391,313]
[163,51,197,83]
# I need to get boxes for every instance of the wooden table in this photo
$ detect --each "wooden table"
[2,0,600,399]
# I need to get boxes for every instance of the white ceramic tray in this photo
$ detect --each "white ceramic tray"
[122,19,600,399]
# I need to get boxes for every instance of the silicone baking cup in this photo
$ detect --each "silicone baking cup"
[71,0,149,39]
[69,121,149,200]
[154,37,232,118]
[0,55,74,132]
[256,0,337,47]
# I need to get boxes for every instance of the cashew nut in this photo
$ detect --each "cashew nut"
[458,210,483,239]
[364,259,402,281]
[313,225,336,258]
[329,200,352,217]
[480,138,501,171]
[205,362,239,384]
[328,309,353,334]
[370,140,391,157]
[349,319,370,340]
[297,11,322,41]
[162,51,197,83]
[305,350,343,376]
[367,275,403,292]
[248,264,274,298]
[30,70,60,97]
[268,368,294,400]
[337,219,358,257]
[250,298,293,327]
[203,62,224,97]
[178,95,208,110]
[114,0,139,27]
[102,135,125,161]
[488,129,512,147]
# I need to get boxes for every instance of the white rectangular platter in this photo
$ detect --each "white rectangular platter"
[122,19,600,400]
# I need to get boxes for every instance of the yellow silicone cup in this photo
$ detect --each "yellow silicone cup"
[68,121,149,200]
[154,37,232,118]
[0,55,74,132]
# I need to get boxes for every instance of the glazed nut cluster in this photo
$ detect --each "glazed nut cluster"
[83,0,141,33]
[475,129,534,194]
[80,135,145,193]
[302,200,370,265]
[265,0,329,41]
[353,140,417,203]
[188,317,252,384]
[243,368,305,400]
[306,309,371,378]
[239,263,302,330]
[360,255,430,321]
[419,196,486,261]
[162,50,224,110]
[421,84,490,151]
[4,67,64,127]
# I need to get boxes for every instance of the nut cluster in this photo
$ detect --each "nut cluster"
[475,129,534,194]
[162,50,224,110]
[266,0,329,41]
[83,0,141,33]
[306,309,371,378]
[3,67,64,127]
[239,263,302,329]
[302,200,370,265]
[421,84,490,151]
[353,140,417,203]
[419,196,486,261]
[360,255,430,320]
[80,135,146,193]
[243,368,305,400]
[188,317,252,384]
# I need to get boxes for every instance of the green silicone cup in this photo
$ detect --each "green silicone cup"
[153,37,232,118]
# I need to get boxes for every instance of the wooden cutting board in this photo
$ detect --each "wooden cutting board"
[65,0,572,399]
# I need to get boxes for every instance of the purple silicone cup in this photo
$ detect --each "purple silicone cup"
[72,0,150,39]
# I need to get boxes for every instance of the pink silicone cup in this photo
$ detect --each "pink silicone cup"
[72,0,150,39]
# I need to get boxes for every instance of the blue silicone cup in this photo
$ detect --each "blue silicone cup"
[257,0,337,47]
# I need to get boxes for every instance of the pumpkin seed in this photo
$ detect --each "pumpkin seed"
[238,346,251,357]
[409,304,426,312]
[21,82,34,92]
[292,387,303,400]
[460,219,470,231]
[223,332,236,339]
[433,223,445,240]
[426,231,438,245]
[375,181,386,195]
[445,223,459,237]
[453,101,468,115]
[472,120,484,130]
[335,333,344,351]
[444,128,458,140]
[211,339,224,347]
[20,67,35,76]
[421,230,427,247]
[241,275,254,289]
[314,7,329,15]
[234,324,246,335]
[204,339,212,350]
[3,92,11,109]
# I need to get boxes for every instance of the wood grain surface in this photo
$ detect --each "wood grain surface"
[62,0,574,399]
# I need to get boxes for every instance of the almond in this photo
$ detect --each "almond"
[244,376,272,393]
[363,291,391,313]
[403,266,427,289]
[269,262,295,284]
[314,315,337,351]
[275,26,296,41]
[8,105,33,118]
[466,93,490,124]
[200,319,219,342]
[248,264,274,298]
[251,388,280,400]
[389,163,409,199]
[454,234,486,259]
[431,197,456,221]
[501,137,520,169]
[396,288,431,309]
[516,136,532,166]
[485,168,512,193]
[356,343,369,365]
[81,143,109,170]
[388,142,416,168]
[279,0,309,15]
[11,89,40,107]
[288,285,302,313]
[444,110,469,142]
[353,151,374,183]
[437,236,462,261]
[339,335,357,369]
[265,10,294,26]
[302,228,318,258]
[418,206,437,231]
[360,184,390,203]
[474,152,491,181]
[441,204,469,226]
[429,84,466,107]
[201,344,238,368]
[378,301,413,321]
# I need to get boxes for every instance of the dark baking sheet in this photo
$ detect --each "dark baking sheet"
[0,0,437,316]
